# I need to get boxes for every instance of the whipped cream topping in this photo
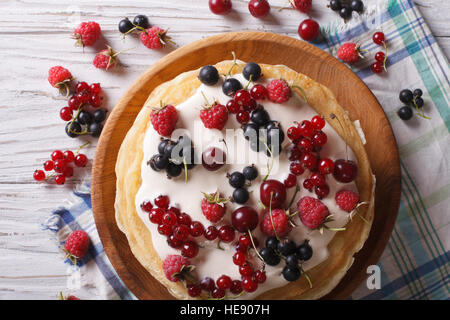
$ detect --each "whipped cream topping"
[135,73,359,299]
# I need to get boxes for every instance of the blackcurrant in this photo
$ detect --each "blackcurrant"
[265,236,279,251]
[282,265,301,282]
[297,241,313,261]
[65,121,82,138]
[266,127,285,146]
[414,97,424,108]
[158,139,171,155]
[339,6,352,19]
[233,188,249,204]
[250,137,261,152]
[259,247,281,266]
[277,239,296,256]
[133,15,150,29]
[413,88,423,97]
[250,107,270,126]
[243,62,262,81]
[118,18,134,34]
[229,171,245,188]
[285,254,299,267]
[222,78,242,96]
[350,0,364,13]
[399,89,414,104]
[166,162,182,177]
[243,122,259,141]
[264,120,280,131]
[78,110,93,125]
[89,122,103,137]
[149,154,169,171]
[397,106,413,120]
[93,109,106,123]
[243,165,258,181]
[329,0,342,11]
[164,142,177,158]
[199,65,219,85]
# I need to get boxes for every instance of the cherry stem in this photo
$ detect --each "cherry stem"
[247,229,265,263]
[226,51,237,76]
[75,141,90,155]
[200,91,210,107]
[244,74,253,90]
[262,139,274,182]
[183,156,188,183]
[300,266,313,288]
[286,183,300,210]
[291,84,308,103]
[383,42,388,72]
[268,192,281,242]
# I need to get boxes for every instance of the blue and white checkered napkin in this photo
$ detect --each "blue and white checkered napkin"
[44,0,449,300]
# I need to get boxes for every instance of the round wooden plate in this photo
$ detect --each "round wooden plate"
[92,31,401,300]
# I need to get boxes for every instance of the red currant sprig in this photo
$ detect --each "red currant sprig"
[371,31,388,74]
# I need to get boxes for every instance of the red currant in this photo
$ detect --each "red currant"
[204,225,218,240]
[243,99,257,112]
[239,234,251,247]
[181,240,199,258]
[76,81,89,94]
[209,0,232,15]
[53,159,67,173]
[162,211,177,226]
[167,234,183,248]
[77,91,90,105]
[284,173,297,188]
[189,221,205,237]
[239,262,253,277]
[310,172,326,186]
[74,154,88,167]
[311,115,325,130]
[140,200,153,212]
[315,184,330,199]
[173,225,190,240]
[375,51,385,62]
[372,32,385,45]
[149,208,164,224]
[235,90,252,107]
[54,174,66,185]
[235,243,247,252]
[241,275,258,292]
[218,225,235,242]
[250,84,267,100]
[90,94,102,108]
[371,61,384,74]
[177,212,192,226]
[158,224,172,236]
[211,287,226,299]
[297,138,313,152]
[248,0,270,18]
[290,161,305,176]
[200,277,216,292]
[254,270,266,283]
[236,111,250,124]
[51,150,64,161]
[289,147,303,161]
[298,120,314,137]
[318,158,334,175]
[312,131,327,147]
[63,166,74,178]
[68,96,81,110]
[90,83,102,95]
[187,284,201,297]
[33,170,45,181]
[154,195,170,209]
[60,107,73,121]
[301,152,318,170]
[216,275,232,290]
[63,151,75,163]
[226,100,240,114]
[230,280,243,294]
[287,126,301,141]
[233,251,247,266]
[298,19,320,41]
[303,178,314,190]
[43,160,54,171]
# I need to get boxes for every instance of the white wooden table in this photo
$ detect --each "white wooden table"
[0,0,448,299]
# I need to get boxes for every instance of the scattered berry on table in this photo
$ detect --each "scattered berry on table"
[65,121,82,138]
[150,104,178,136]
[133,15,150,29]
[375,51,385,62]
[350,0,364,13]
[140,26,173,49]
[339,6,352,19]
[397,106,413,120]
[248,0,270,18]
[329,0,342,11]
[33,169,46,181]
[74,153,88,167]
[297,196,330,229]
[298,19,320,41]
[73,21,101,47]
[291,0,312,13]
[199,65,219,85]
[60,107,73,121]
[337,43,364,63]
[399,89,414,104]
[118,18,134,34]
[93,46,120,70]
[267,79,291,103]
[372,31,386,45]
[371,61,384,74]
[48,66,73,96]
[209,0,232,15]
[64,230,90,264]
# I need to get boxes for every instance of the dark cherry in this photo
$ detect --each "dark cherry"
[201,147,226,171]
[333,159,358,183]
[259,179,287,209]
[231,206,259,232]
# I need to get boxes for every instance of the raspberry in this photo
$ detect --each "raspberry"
[260,209,292,237]
[140,26,172,50]
[201,191,227,223]
[73,21,101,47]
[200,103,228,130]
[337,43,364,63]
[64,230,90,264]
[291,0,312,13]
[267,79,291,103]
[335,189,360,212]
[93,46,119,70]
[297,196,330,230]
[150,104,178,136]
[48,66,73,95]
[162,254,191,282]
